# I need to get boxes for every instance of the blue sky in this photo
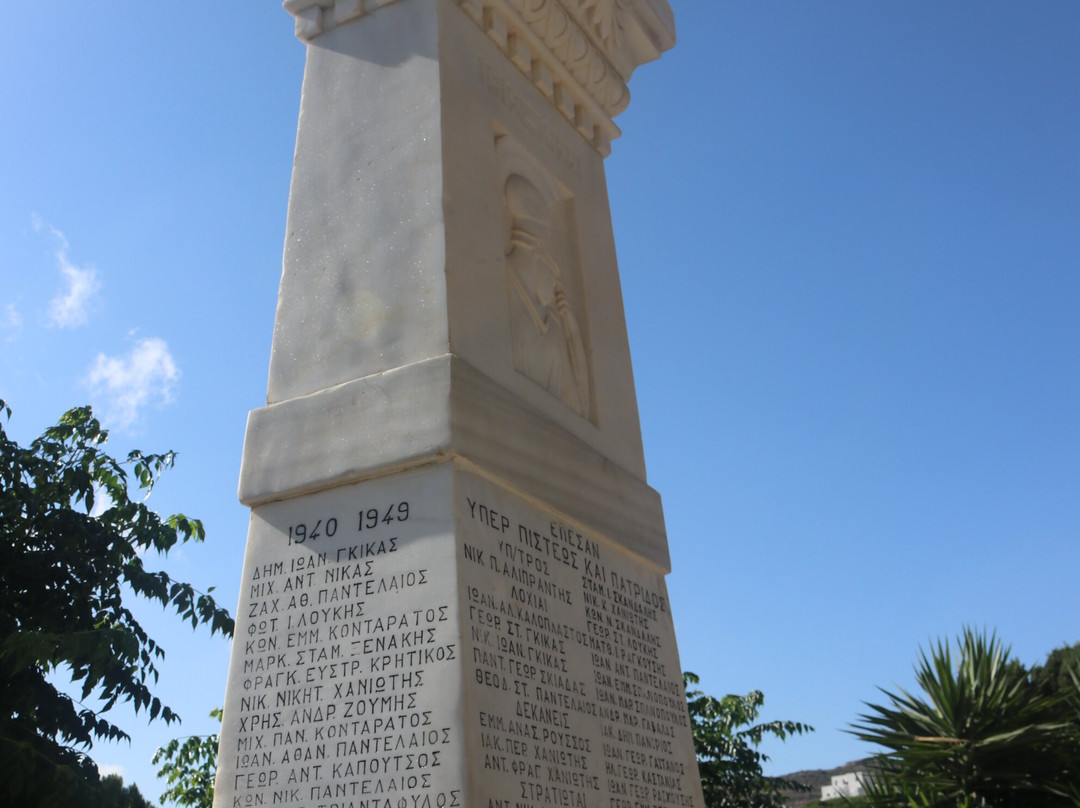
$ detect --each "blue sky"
[2,0,1078,799]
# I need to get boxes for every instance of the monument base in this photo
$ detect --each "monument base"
[215,462,702,808]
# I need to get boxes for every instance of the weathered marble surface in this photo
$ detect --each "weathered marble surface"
[216,465,700,808]
[216,2,692,807]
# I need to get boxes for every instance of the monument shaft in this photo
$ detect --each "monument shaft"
[214,2,697,808]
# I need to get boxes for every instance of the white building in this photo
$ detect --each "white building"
[822,771,867,800]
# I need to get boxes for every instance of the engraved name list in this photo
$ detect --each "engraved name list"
[219,471,462,808]
[458,472,698,808]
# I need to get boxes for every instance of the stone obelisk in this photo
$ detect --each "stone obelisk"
[214,3,698,808]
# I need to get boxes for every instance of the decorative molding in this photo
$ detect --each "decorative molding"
[282,0,403,41]
[575,0,633,62]
[282,0,674,157]
[475,0,621,155]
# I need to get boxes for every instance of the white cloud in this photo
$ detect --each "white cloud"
[33,215,101,328]
[97,764,124,779]
[88,483,114,518]
[86,337,180,430]
[1,302,21,340]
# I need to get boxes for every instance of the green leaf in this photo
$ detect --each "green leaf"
[0,400,234,805]
[684,672,814,808]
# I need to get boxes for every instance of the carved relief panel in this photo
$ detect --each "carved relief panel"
[496,135,594,420]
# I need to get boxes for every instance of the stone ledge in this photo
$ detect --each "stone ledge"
[239,354,669,570]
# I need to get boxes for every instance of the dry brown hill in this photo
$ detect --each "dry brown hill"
[777,759,874,806]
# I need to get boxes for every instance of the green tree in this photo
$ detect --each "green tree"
[0,401,233,807]
[685,672,813,808]
[852,628,1080,807]
[99,773,159,808]
[153,708,222,808]
[1030,642,1080,699]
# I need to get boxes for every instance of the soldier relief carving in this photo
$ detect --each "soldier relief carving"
[497,136,592,419]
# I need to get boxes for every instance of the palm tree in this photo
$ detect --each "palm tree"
[852,628,1080,807]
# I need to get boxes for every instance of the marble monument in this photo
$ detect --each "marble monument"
[213,2,699,808]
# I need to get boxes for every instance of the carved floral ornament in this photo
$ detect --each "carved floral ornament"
[283,0,673,156]
[578,0,632,54]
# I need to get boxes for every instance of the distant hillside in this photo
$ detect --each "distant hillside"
[776,759,874,806]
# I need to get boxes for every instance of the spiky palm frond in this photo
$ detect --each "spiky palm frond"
[852,628,1080,808]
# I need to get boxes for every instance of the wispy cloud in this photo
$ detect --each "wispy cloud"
[88,483,114,518]
[33,214,101,329]
[1,303,21,341]
[86,337,180,430]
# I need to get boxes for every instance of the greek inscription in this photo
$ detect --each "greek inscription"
[223,482,469,808]
[460,483,698,808]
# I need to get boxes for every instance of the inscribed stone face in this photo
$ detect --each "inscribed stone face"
[216,465,700,808]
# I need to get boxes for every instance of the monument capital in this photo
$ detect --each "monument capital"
[283,0,674,155]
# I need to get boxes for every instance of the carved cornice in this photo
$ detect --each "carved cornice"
[282,0,674,157]
[566,0,674,81]
[455,0,674,156]
[282,0,403,42]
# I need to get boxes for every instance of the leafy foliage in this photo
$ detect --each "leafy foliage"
[99,773,159,808]
[852,628,1080,808]
[153,708,222,808]
[685,672,813,808]
[0,401,233,805]
[1030,642,1080,699]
